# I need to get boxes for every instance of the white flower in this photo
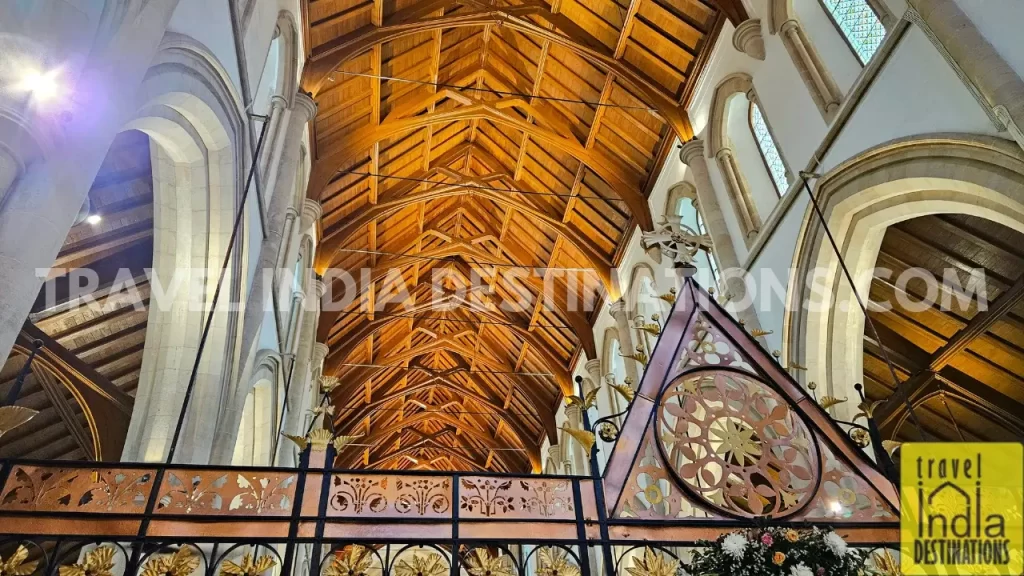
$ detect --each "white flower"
[824,531,848,556]
[722,534,748,559]
[789,563,813,576]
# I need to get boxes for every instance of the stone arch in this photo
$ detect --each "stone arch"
[785,134,1024,419]
[233,350,284,466]
[766,0,844,121]
[119,34,246,464]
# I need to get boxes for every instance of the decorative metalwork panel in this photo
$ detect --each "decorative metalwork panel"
[751,104,789,194]
[614,425,715,520]
[658,370,819,518]
[0,465,155,513]
[154,469,297,516]
[328,474,452,518]
[459,477,574,519]
[677,315,755,374]
[802,443,896,521]
[821,0,885,63]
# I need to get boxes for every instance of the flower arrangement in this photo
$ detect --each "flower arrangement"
[685,527,867,576]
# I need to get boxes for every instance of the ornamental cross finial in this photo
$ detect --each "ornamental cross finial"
[640,215,712,267]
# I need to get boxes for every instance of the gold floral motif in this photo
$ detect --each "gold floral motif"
[219,554,276,576]
[323,545,373,576]
[464,549,516,576]
[536,548,579,576]
[59,546,116,576]
[394,553,447,576]
[709,418,761,465]
[141,547,200,576]
[625,548,678,576]
[0,545,38,576]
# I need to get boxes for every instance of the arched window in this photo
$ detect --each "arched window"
[749,103,790,196]
[819,0,886,64]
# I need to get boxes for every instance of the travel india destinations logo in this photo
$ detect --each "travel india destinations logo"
[900,443,1023,575]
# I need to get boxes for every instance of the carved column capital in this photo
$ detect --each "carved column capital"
[584,358,602,376]
[292,92,318,123]
[678,138,707,165]
[608,298,630,319]
[312,342,330,365]
[547,443,562,464]
[732,19,766,60]
[314,278,327,300]
[301,199,322,230]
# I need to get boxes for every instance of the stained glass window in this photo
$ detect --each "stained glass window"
[821,0,886,64]
[749,104,789,196]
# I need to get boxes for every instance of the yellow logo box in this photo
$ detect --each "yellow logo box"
[900,443,1023,575]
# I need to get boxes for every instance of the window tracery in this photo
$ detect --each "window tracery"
[819,0,886,64]
[749,103,790,196]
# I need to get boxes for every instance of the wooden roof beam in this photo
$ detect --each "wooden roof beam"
[301,2,694,143]
[874,272,1024,429]
[308,97,649,232]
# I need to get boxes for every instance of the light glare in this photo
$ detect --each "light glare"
[86,214,101,225]
[18,69,60,102]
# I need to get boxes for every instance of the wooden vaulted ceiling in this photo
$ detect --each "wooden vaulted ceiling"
[301,0,743,472]
[863,214,1024,443]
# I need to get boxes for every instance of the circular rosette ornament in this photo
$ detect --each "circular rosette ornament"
[656,370,819,518]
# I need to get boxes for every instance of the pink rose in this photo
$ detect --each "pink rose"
[761,533,774,547]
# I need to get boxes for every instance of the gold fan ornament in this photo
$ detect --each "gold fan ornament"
[320,375,340,393]
[324,545,374,576]
[620,345,648,366]
[658,288,677,305]
[308,429,333,452]
[565,387,600,410]
[0,406,39,440]
[59,546,117,576]
[141,547,200,576]
[560,426,596,458]
[464,549,516,576]
[625,548,679,576]
[536,548,580,576]
[219,553,276,576]
[882,440,902,456]
[0,545,38,576]
[819,396,848,410]
[332,434,364,451]
[609,383,635,403]
[394,553,447,576]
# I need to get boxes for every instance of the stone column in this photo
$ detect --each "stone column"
[714,147,760,239]
[905,0,1024,153]
[276,278,326,466]
[563,403,587,474]
[585,358,604,388]
[679,139,765,336]
[308,342,330,430]
[211,92,317,464]
[779,20,842,121]
[608,300,640,385]
[546,444,562,473]
[0,1,181,364]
